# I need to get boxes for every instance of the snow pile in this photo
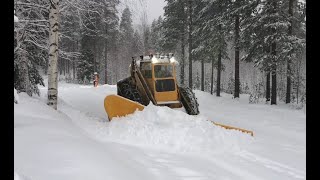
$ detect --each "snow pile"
[14,172,30,180]
[14,15,19,22]
[95,104,254,154]
[14,10,19,22]
[14,88,19,103]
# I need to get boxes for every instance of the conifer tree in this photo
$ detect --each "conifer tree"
[241,0,305,105]
[162,0,187,85]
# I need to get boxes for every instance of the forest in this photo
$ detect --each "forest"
[14,0,306,108]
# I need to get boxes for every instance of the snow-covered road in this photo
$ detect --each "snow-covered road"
[14,82,306,180]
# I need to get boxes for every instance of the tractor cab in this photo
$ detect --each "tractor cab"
[139,54,181,108]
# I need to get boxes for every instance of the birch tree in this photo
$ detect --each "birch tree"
[47,0,60,109]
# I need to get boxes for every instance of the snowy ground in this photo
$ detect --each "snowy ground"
[14,81,306,180]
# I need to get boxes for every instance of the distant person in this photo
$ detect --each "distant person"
[93,72,99,87]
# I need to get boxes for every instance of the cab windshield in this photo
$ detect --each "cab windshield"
[154,64,173,78]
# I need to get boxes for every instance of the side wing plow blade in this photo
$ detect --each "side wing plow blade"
[211,121,254,136]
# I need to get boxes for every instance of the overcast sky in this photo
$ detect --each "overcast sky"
[146,0,166,23]
[119,0,166,25]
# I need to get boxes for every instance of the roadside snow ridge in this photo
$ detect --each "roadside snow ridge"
[94,104,254,154]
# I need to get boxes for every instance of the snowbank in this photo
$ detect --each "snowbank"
[95,104,253,154]
[14,82,305,180]
[14,10,19,22]
[14,88,19,103]
[14,172,31,180]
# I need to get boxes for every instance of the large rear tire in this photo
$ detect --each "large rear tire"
[117,78,143,105]
[179,86,200,115]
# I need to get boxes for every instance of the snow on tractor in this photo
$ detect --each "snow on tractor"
[104,53,253,136]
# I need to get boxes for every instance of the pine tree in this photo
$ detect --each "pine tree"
[217,0,261,98]
[285,0,305,103]
[195,0,229,96]
[133,30,144,56]
[14,0,48,96]
[187,0,193,89]
[77,49,95,83]
[192,0,207,92]
[143,26,151,54]
[149,20,158,52]
[103,0,119,84]
[194,72,201,89]
[119,7,134,79]
[150,17,164,53]
[241,0,305,105]
[162,0,187,85]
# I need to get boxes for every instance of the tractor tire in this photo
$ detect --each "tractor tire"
[179,86,200,115]
[117,78,143,105]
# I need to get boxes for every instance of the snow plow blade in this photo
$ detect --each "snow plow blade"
[104,95,144,120]
[104,95,253,136]
[212,122,254,136]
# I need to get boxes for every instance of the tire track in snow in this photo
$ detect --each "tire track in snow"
[237,150,305,179]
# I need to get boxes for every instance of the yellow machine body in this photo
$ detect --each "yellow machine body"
[140,61,182,108]
[104,55,253,136]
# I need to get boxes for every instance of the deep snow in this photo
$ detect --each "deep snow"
[14,81,306,180]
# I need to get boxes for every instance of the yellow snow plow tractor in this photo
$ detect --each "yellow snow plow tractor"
[104,54,253,136]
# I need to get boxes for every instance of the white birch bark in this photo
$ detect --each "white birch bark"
[47,0,60,110]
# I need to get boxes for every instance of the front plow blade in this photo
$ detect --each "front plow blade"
[104,95,254,136]
[104,95,144,120]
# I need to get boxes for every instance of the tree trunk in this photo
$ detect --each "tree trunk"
[179,0,186,86]
[59,59,62,75]
[271,44,277,105]
[271,69,277,105]
[105,38,108,84]
[234,14,240,98]
[93,39,97,73]
[63,58,65,76]
[266,72,270,101]
[216,24,222,97]
[271,0,277,105]
[216,49,221,97]
[211,56,214,95]
[20,47,31,96]
[188,0,193,89]
[45,57,48,75]
[180,33,185,86]
[66,59,68,75]
[72,42,76,80]
[286,59,291,103]
[47,0,59,110]
[296,56,302,104]
[286,0,294,103]
[201,58,204,91]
